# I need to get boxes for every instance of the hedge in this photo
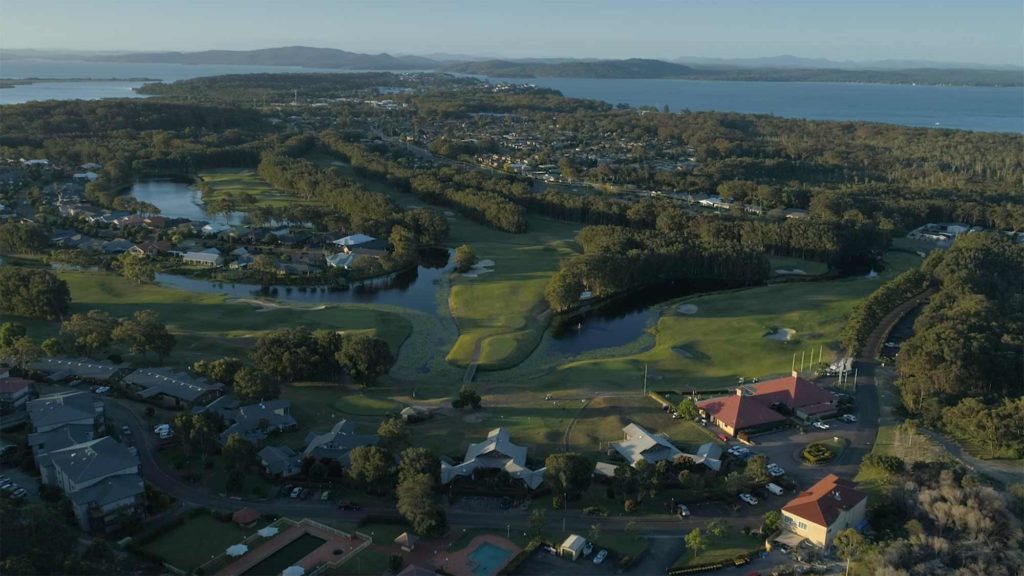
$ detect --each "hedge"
[498,538,545,575]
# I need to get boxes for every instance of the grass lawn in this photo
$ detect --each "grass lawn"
[16,271,412,369]
[595,533,649,559]
[197,168,315,209]
[671,532,763,569]
[140,513,252,572]
[537,250,923,392]
[328,548,391,576]
[276,382,401,449]
[768,256,829,276]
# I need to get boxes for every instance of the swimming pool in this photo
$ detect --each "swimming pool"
[467,542,515,576]
[241,533,326,576]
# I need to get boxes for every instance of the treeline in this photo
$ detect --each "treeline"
[897,233,1023,432]
[545,225,769,312]
[0,268,71,320]
[249,327,395,386]
[841,267,930,353]
[321,133,528,233]
[0,222,48,254]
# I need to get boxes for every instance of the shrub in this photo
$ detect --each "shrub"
[801,443,834,463]
[624,499,637,512]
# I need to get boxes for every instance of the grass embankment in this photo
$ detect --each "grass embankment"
[17,271,412,369]
[537,250,922,392]
[197,168,315,209]
[140,513,251,572]
[670,533,763,569]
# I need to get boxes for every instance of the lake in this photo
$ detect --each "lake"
[0,59,1020,132]
[130,180,244,225]
[488,76,1024,133]
[155,247,451,315]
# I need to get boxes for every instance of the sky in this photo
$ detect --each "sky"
[1,0,1021,66]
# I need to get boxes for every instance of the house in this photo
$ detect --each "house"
[28,423,96,462]
[258,445,302,478]
[182,247,224,267]
[611,423,683,467]
[123,368,224,408]
[325,252,360,269]
[693,442,723,471]
[40,436,144,533]
[80,163,103,171]
[100,238,134,254]
[698,373,835,436]
[394,532,419,552]
[698,195,731,210]
[219,399,297,445]
[201,222,231,236]
[73,172,100,182]
[781,474,867,549]
[440,428,546,490]
[559,534,587,560]
[128,240,171,258]
[0,377,33,413]
[29,357,127,383]
[783,208,809,220]
[331,233,376,248]
[303,420,377,465]
[27,391,104,434]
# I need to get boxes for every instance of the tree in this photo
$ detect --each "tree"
[745,454,771,486]
[207,357,244,385]
[451,385,482,410]
[347,446,392,489]
[112,310,175,359]
[233,367,279,402]
[706,519,726,538]
[454,244,478,273]
[335,335,394,386]
[0,268,70,319]
[685,528,705,559]
[222,434,257,477]
[190,413,220,466]
[833,528,864,576]
[40,337,62,357]
[762,510,783,535]
[251,254,278,284]
[0,322,26,348]
[377,416,410,454]
[397,472,446,536]
[529,508,546,536]
[676,397,699,420]
[0,336,40,370]
[398,447,439,486]
[588,523,602,543]
[60,310,117,356]
[114,252,155,284]
[389,224,417,263]
[544,453,593,498]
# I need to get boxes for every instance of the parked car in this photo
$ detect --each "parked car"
[121,425,132,436]
[778,543,792,554]
[11,488,27,499]
[153,424,171,435]
[676,504,691,517]
[767,464,785,477]
[68,379,82,387]
[582,542,594,557]
[766,483,785,496]
[281,484,294,497]
[671,411,681,419]
[841,414,858,423]
[593,550,608,564]
[320,490,331,501]
[718,433,730,442]
[94,386,110,395]
[739,493,759,505]
[812,420,830,430]
[289,487,302,498]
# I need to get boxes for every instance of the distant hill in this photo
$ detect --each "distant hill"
[674,54,1023,71]
[93,46,436,71]
[447,58,1023,86]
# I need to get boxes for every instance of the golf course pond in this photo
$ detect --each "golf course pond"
[130,179,246,224]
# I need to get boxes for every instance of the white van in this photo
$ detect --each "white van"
[766,482,785,496]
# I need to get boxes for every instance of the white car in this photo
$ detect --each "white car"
[739,493,759,505]
[767,464,785,477]
[153,424,171,435]
[766,482,785,496]
[593,550,608,564]
[290,486,303,498]
[94,386,110,394]
[841,414,858,423]
[812,421,830,430]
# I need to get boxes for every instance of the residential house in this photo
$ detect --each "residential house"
[182,247,224,267]
[100,238,134,254]
[128,240,171,258]
[781,474,867,549]
[303,420,377,466]
[73,172,100,182]
[218,399,297,445]
[27,391,104,434]
[325,252,360,269]
[559,534,587,560]
[123,368,224,408]
[698,196,731,210]
[698,373,835,437]
[611,423,683,467]
[332,233,375,251]
[41,436,145,533]
[258,445,302,478]
[0,377,33,413]
[440,427,546,489]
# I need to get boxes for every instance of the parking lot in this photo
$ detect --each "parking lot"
[0,465,41,504]
[514,546,620,576]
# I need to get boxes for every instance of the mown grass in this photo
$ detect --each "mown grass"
[15,271,412,369]
[535,250,923,392]
[140,513,251,572]
[671,532,763,568]
[197,168,315,209]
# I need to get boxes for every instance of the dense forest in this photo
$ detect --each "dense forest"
[446,58,1024,86]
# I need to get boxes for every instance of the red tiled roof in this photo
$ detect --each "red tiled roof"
[782,474,866,527]
[0,377,31,394]
[748,375,835,410]
[698,394,786,430]
[232,507,260,525]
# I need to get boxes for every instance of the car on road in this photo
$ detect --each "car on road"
[812,420,830,430]
[289,487,302,498]
[121,425,132,436]
[593,550,608,564]
[841,414,858,423]
[94,386,110,394]
[676,504,690,517]
[739,493,759,505]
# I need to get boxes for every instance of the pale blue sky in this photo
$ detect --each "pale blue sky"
[2,0,1021,66]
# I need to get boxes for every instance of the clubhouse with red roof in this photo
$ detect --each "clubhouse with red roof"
[697,372,836,437]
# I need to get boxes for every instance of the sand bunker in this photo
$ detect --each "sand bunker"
[764,328,796,341]
[463,413,484,423]
[676,304,698,315]
[231,298,328,313]
[775,268,807,275]
[463,259,496,279]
